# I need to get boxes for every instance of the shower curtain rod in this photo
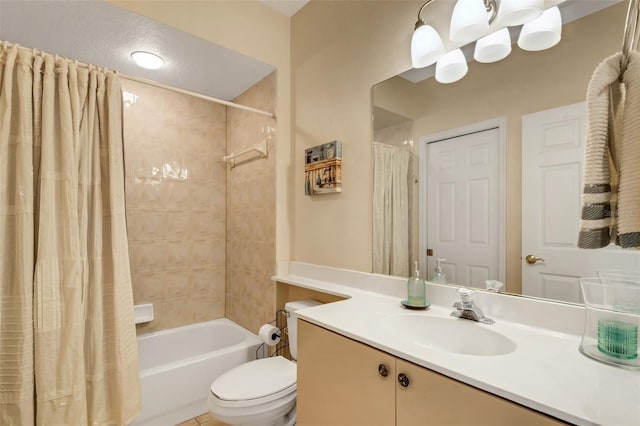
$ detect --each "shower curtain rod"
[121,74,275,118]
[2,41,276,119]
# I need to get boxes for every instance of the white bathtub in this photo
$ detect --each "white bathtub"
[132,318,262,426]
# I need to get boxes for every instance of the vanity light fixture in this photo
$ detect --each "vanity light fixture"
[131,51,165,70]
[410,1,563,84]
[518,6,563,52]
[411,0,446,68]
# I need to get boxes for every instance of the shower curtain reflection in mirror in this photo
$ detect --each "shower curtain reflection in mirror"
[372,142,412,277]
[0,43,140,425]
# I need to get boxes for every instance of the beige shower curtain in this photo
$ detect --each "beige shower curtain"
[372,142,411,277]
[0,44,140,425]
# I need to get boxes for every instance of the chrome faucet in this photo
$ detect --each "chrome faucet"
[451,288,494,325]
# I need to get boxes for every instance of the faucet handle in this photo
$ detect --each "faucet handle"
[458,287,474,303]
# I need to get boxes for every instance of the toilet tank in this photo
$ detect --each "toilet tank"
[285,300,322,360]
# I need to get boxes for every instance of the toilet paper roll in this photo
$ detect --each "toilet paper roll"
[258,324,281,346]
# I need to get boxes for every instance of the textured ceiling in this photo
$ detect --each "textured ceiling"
[0,0,275,101]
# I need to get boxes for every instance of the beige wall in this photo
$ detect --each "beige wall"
[292,1,625,281]
[291,0,448,272]
[227,73,278,333]
[123,79,227,334]
[109,0,292,276]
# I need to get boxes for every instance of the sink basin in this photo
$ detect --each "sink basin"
[381,314,517,356]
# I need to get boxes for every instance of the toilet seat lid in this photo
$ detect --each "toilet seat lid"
[211,356,296,402]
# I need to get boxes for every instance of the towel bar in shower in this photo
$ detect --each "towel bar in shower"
[223,139,268,168]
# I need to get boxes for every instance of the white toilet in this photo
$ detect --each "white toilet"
[207,300,321,426]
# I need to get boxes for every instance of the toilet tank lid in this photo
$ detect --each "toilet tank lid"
[211,356,296,401]
[284,299,322,312]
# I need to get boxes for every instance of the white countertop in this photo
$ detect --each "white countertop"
[274,263,640,426]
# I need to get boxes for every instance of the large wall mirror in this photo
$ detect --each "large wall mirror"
[372,0,640,305]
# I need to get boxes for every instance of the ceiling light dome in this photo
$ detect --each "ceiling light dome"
[131,51,165,70]
[497,0,543,27]
[518,6,562,52]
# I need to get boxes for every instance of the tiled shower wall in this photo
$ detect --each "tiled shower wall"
[226,73,277,334]
[122,79,227,334]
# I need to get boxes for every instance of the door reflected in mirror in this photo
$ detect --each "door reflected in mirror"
[372,1,640,304]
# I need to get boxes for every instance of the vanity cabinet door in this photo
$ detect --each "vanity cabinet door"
[297,320,396,426]
[395,359,564,426]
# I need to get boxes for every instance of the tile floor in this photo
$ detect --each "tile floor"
[176,412,228,426]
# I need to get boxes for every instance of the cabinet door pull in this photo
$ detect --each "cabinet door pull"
[378,364,389,377]
[398,373,410,387]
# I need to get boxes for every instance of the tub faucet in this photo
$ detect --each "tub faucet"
[451,288,494,325]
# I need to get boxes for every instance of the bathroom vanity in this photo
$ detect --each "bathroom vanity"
[297,320,561,425]
[275,262,640,426]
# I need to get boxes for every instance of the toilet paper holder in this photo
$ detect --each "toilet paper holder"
[267,327,282,341]
[256,309,290,360]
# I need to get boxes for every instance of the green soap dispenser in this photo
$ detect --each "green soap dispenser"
[431,258,448,284]
[407,261,426,306]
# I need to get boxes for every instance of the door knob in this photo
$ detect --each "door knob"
[525,254,545,265]
[378,364,389,378]
[397,373,410,388]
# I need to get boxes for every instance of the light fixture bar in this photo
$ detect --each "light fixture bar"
[485,0,498,25]
[415,0,437,30]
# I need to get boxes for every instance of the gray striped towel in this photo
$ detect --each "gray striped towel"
[579,51,640,249]
[578,52,623,249]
